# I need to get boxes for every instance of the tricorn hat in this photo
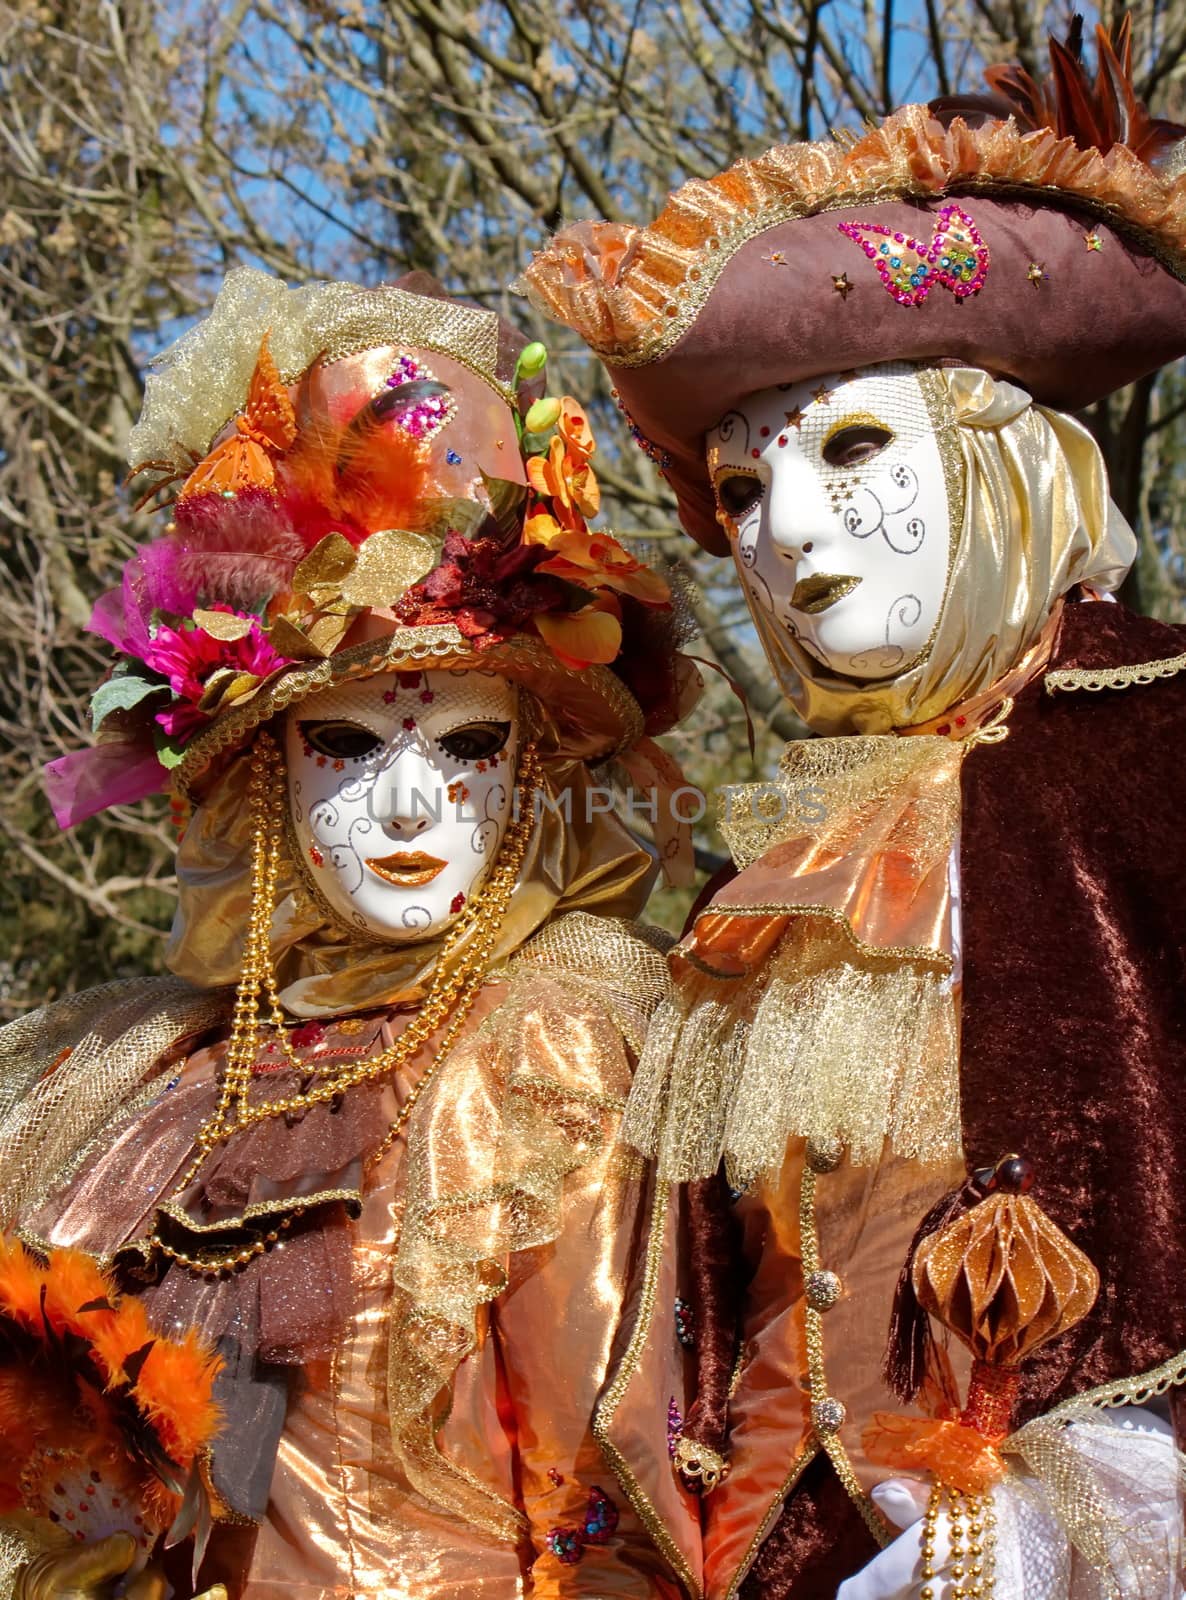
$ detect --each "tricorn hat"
[524,18,1186,554]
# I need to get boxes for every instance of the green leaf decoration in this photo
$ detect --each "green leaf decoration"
[481,471,528,539]
[152,727,189,770]
[90,669,167,731]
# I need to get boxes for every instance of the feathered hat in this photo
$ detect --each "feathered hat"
[47,268,696,827]
[523,17,1186,553]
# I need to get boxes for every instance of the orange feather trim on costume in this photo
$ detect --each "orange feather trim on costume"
[0,1237,223,1526]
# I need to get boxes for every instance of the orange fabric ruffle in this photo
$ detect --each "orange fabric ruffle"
[861,1411,1008,1497]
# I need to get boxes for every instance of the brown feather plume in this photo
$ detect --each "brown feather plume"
[933,13,1186,165]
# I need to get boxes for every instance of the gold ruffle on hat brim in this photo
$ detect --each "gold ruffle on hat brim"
[524,105,1186,554]
[171,624,645,802]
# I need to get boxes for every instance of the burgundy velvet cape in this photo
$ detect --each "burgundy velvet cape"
[730,598,1186,1597]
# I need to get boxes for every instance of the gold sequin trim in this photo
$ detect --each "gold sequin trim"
[1044,651,1186,694]
[173,629,645,799]
[155,1184,363,1236]
[698,900,953,974]
[0,1521,44,1600]
[800,1163,893,1549]
[593,1179,702,1599]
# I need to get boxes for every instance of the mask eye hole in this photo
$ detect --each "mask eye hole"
[437,721,512,762]
[821,422,894,469]
[300,720,383,760]
[716,474,764,518]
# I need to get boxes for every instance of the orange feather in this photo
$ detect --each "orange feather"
[0,1235,46,1331]
[278,358,436,546]
[981,14,1185,162]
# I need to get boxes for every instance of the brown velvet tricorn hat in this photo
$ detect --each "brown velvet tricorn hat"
[523,20,1186,554]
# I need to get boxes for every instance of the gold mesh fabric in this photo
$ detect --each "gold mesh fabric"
[0,978,229,1228]
[1005,1405,1186,1596]
[626,924,959,1187]
[720,730,962,877]
[385,916,665,1536]
[128,268,506,477]
[625,732,964,1184]
[502,910,673,1056]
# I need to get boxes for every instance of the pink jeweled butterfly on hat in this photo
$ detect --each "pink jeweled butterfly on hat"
[837,203,990,307]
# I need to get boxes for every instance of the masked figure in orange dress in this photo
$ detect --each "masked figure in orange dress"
[0,270,701,1599]
[526,21,1186,1600]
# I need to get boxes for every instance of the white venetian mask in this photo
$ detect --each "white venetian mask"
[707,363,955,680]
[284,668,520,941]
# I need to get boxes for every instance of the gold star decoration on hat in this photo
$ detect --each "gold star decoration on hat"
[831,273,854,299]
[812,383,832,405]
[1027,261,1047,287]
[1085,232,1103,251]
[784,405,805,430]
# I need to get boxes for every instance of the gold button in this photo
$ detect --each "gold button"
[805,1269,842,1311]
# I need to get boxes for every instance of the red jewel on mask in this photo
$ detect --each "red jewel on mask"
[402,717,415,731]
[450,893,466,914]
[309,844,324,867]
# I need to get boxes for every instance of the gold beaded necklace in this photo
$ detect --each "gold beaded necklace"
[152,728,541,1276]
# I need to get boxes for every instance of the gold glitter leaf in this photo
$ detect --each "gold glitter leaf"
[339,528,440,609]
[305,612,354,657]
[293,532,357,596]
[192,608,254,642]
[197,668,263,714]
[266,614,325,662]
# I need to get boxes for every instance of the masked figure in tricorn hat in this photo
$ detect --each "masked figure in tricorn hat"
[526,18,1186,1598]
[0,268,701,1598]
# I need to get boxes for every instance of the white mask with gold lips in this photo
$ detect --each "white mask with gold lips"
[707,363,954,681]
[284,669,521,942]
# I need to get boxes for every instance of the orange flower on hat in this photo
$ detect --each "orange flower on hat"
[557,397,596,466]
[523,509,566,549]
[537,530,670,606]
[535,592,622,669]
[526,434,600,526]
